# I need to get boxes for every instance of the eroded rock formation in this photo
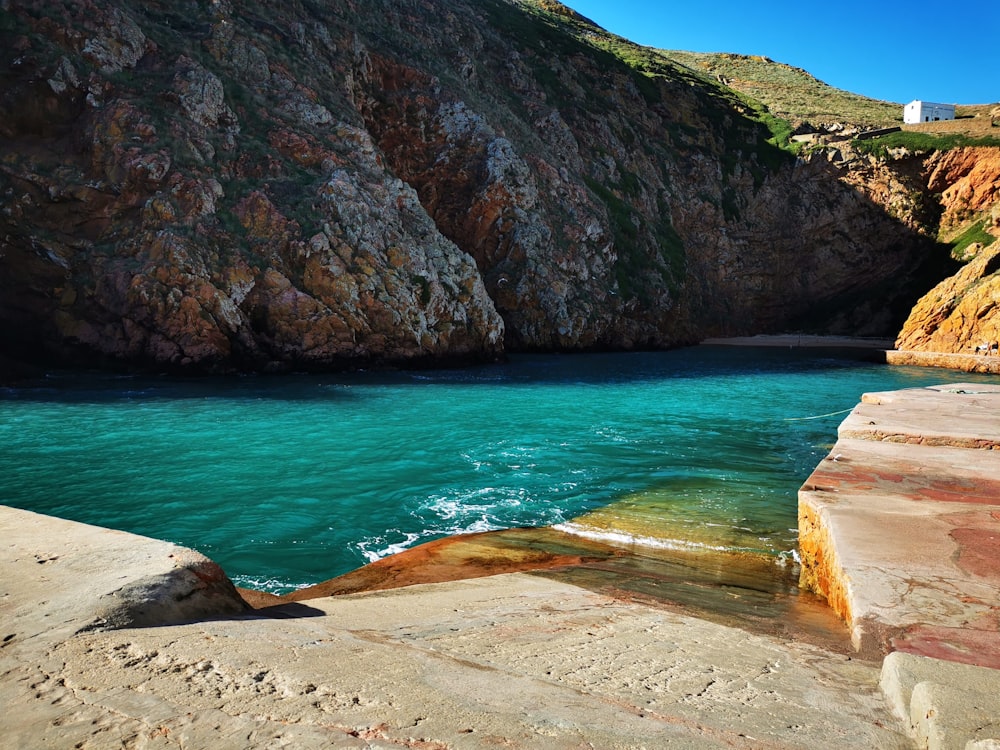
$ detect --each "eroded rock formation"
[0,0,987,372]
[893,147,1000,355]
[896,243,1000,354]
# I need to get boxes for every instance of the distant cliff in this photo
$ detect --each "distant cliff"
[0,0,990,372]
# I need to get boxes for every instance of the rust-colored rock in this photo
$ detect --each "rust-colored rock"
[891,147,1000,358]
[895,243,1000,355]
[926,147,1000,233]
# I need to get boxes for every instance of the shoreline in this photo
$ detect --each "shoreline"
[704,337,1000,375]
[885,348,1000,374]
[0,505,908,749]
[700,334,895,349]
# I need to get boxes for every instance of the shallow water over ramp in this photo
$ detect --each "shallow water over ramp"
[284,526,854,654]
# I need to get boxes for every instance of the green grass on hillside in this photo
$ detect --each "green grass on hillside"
[951,220,998,260]
[853,131,1000,158]
[515,1,803,163]
[518,3,997,141]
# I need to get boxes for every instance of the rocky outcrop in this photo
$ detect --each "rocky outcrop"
[926,147,1000,234]
[874,146,1000,358]
[0,0,983,372]
[0,0,505,372]
[673,151,947,337]
[895,243,1000,354]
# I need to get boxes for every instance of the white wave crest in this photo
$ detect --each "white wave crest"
[555,522,800,567]
[356,530,424,563]
[229,574,311,595]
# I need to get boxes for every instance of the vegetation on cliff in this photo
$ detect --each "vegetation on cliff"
[0,0,993,373]
[853,131,1000,160]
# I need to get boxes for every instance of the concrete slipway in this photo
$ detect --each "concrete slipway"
[799,383,1000,748]
[1,383,999,748]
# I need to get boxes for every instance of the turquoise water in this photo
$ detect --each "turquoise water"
[2,347,994,593]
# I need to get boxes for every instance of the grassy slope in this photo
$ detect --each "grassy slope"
[518,2,920,134]
[637,51,999,141]
[603,41,1000,158]
[514,0,805,154]
[523,9,997,132]
[653,50,901,127]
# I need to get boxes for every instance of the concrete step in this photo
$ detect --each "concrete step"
[881,651,1000,750]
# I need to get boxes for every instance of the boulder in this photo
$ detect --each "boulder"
[0,505,248,646]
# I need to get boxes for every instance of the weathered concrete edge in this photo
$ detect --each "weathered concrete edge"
[880,651,1000,750]
[797,385,1000,748]
[798,382,1000,651]
[796,487,859,642]
[0,505,249,642]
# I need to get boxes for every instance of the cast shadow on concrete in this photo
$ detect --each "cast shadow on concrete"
[244,601,327,619]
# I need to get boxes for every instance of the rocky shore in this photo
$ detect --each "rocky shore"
[886,350,1000,375]
[2,383,1000,748]
[706,335,1000,375]
[0,506,908,750]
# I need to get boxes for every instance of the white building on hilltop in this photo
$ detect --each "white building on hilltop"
[904,100,956,124]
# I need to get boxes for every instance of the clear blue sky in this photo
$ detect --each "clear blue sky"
[563,0,998,105]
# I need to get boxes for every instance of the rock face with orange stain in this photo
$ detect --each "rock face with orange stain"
[925,147,1000,235]
[895,243,1000,357]
[798,383,1000,667]
[892,147,1000,360]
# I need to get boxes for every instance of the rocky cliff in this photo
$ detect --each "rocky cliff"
[896,241,1000,355]
[0,0,981,373]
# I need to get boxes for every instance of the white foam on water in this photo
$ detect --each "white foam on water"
[554,522,801,569]
[356,530,425,563]
[553,522,733,553]
[6,350,956,591]
[229,574,312,594]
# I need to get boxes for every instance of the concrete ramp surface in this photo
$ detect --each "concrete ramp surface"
[799,383,1000,748]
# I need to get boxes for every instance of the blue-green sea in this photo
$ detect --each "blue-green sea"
[2,347,994,594]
